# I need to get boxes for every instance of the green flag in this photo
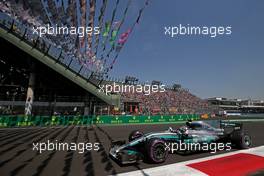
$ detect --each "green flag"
[110,30,118,46]
[103,22,110,37]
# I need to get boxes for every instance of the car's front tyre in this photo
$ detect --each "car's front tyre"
[146,138,168,163]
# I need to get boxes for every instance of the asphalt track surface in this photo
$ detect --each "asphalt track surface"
[0,121,263,176]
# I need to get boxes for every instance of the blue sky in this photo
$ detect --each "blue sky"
[110,0,264,99]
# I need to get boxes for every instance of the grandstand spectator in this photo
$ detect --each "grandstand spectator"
[121,86,212,115]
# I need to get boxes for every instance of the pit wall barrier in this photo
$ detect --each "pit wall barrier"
[0,114,200,127]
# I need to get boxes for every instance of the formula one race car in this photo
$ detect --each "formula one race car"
[109,120,251,165]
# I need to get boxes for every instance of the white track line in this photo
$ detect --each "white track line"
[114,146,264,176]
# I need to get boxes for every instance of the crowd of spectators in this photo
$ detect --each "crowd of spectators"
[1,1,215,115]
[121,87,214,115]
[1,1,112,75]
[1,1,80,59]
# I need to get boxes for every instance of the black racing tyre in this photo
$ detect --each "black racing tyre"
[128,130,144,142]
[146,138,168,163]
[231,131,251,149]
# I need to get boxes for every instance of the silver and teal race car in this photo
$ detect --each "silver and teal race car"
[109,120,251,165]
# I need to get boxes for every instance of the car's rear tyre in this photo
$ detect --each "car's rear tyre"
[128,130,144,142]
[231,131,251,149]
[146,138,168,163]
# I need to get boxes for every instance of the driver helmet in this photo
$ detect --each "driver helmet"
[179,126,189,134]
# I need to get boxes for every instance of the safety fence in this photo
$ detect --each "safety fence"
[0,114,200,127]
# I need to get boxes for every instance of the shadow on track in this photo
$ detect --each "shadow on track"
[92,126,117,175]
[62,127,80,176]
[31,126,74,176]
[83,127,95,176]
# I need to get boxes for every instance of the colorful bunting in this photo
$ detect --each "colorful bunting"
[87,0,96,50]
[109,28,118,46]
[80,0,87,48]
[103,0,150,74]
[103,0,131,60]
[102,22,111,37]
[38,0,150,75]
[118,28,131,45]
[94,0,108,55]
[101,0,120,52]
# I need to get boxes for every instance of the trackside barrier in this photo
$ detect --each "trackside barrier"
[0,114,200,127]
[92,114,200,124]
[0,115,93,127]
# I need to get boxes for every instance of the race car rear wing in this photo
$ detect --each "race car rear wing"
[220,121,243,131]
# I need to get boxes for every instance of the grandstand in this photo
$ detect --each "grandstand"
[207,97,264,115]
[0,3,211,117]
[0,12,119,115]
[120,87,210,115]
